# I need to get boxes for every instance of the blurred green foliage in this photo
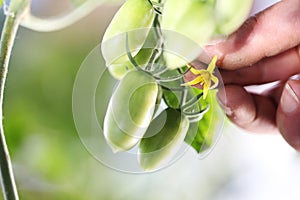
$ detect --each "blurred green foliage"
[0,5,125,199]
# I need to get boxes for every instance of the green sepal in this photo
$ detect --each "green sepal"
[161,69,184,109]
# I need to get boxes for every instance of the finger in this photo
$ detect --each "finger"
[262,81,285,105]
[206,0,300,69]
[221,47,300,85]
[277,79,300,151]
[217,85,278,134]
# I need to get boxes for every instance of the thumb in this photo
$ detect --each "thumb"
[277,79,300,151]
[206,0,300,69]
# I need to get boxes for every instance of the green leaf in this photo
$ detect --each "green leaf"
[184,89,220,153]
[163,90,180,109]
[0,0,3,7]
[161,69,183,109]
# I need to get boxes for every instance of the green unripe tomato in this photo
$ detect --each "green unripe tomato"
[162,0,215,45]
[108,48,154,79]
[161,0,215,69]
[104,70,158,152]
[138,108,189,171]
[215,0,253,35]
[104,111,140,152]
[101,0,155,66]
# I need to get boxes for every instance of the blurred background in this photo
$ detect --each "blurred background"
[1,0,300,199]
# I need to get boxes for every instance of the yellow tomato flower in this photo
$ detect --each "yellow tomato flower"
[182,55,219,99]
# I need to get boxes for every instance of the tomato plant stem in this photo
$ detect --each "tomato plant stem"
[0,1,30,199]
[21,0,121,32]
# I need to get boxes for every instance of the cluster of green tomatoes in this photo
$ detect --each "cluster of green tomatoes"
[100,0,252,171]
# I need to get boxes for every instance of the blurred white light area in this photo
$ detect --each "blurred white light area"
[250,0,281,15]
[213,125,300,200]
[93,123,300,200]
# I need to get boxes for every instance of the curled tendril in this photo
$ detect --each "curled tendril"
[125,33,141,71]
[183,104,210,121]
[160,85,187,92]
[181,92,204,112]
[155,73,183,82]
[151,65,168,76]
[154,67,191,83]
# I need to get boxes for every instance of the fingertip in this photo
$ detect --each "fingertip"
[206,0,300,70]
[217,85,256,126]
[217,85,278,134]
[277,80,300,151]
[205,16,258,69]
[205,44,225,67]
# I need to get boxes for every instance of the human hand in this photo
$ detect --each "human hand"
[205,0,300,151]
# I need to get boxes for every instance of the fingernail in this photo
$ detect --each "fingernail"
[204,45,225,67]
[280,83,300,114]
[290,74,300,81]
[217,90,233,116]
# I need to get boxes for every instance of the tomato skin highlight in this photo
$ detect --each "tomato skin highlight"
[138,108,189,171]
[215,0,253,35]
[161,0,215,45]
[161,0,215,69]
[101,0,155,67]
[104,70,158,152]
[102,0,154,42]
[107,48,154,80]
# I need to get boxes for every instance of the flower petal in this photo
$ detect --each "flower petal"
[210,75,219,89]
[190,67,202,75]
[203,84,209,99]
[207,55,217,73]
[181,76,204,86]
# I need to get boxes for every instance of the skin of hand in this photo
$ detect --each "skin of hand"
[205,0,300,151]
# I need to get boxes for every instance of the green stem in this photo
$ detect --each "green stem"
[21,0,121,32]
[178,68,187,107]
[0,1,30,199]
